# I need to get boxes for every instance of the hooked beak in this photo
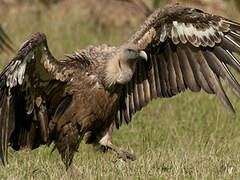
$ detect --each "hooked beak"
[139,50,148,61]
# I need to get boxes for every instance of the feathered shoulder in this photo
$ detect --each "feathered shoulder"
[65,44,117,68]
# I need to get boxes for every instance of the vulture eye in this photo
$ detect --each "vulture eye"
[126,49,135,52]
[126,49,136,54]
[125,49,138,59]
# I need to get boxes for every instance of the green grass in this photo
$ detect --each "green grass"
[1,1,240,179]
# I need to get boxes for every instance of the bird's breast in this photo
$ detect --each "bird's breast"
[66,73,121,131]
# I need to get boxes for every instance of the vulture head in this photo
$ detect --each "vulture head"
[105,48,147,86]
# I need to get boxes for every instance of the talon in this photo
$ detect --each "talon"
[117,151,127,161]
[116,150,136,161]
[105,143,136,161]
[124,151,136,161]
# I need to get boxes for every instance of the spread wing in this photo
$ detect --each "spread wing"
[0,32,72,165]
[116,4,240,127]
[0,25,13,53]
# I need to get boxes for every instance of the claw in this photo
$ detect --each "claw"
[106,143,136,161]
[116,148,136,161]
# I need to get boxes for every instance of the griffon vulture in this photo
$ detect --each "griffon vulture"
[1,4,240,168]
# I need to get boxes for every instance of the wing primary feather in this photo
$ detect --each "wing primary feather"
[185,46,214,94]
[0,95,6,165]
[213,75,235,113]
[164,43,179,95]
[213,46,240,74]
[158,54,170,97]
[141,62,151,104]
[123,107,130,124]
[0,90,6,165]
[222,19,240,31]
[128,80,135,115]
[0,88,9,165]
[133,70,140,111]
[203,50,240,98]
[115,109,122,129]
[151,54,162,97]
[4,89,10,164]
[137,62,146,107]
[124,85,131,123]
[148,55,158,99]
[176,45,200,92]
[225,35,240,49]
[156,53,169,97]
[221,37,240,54]
[170,44,186,92]
[229,31,240,44]
[221,61,240,97]
[194,50,235,112]
[8,98,15,141]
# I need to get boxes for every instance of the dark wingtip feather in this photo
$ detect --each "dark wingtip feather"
[0,87,8,165]
[219,92,235,113]
[213,46,240,75]
[203,50,240,99]
[115,109,122,129]
[212,75,235,114]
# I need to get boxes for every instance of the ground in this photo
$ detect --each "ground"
[1,0,240,179]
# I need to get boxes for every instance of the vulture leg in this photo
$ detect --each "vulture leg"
[99,123,136,161]
[55,122,84,169]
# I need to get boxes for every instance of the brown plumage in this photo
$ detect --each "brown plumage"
[1,4,240,168]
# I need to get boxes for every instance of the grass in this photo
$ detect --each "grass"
[1,0,240,179]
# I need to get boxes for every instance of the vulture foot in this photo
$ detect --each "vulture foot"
[105,143,136,161]
[99,127,136,161]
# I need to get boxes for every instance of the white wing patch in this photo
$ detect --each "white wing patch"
[159,21,225,47]
[6,52,33,88]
